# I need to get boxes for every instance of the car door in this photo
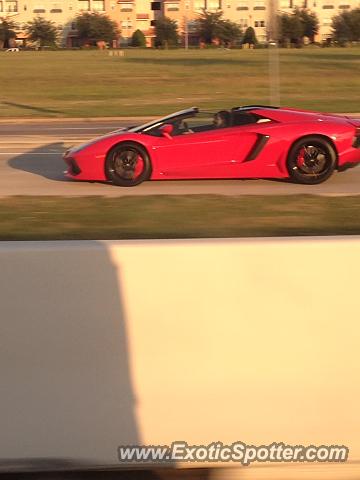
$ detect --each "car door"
[150,127,231,179]
[149,115,262,179]
[222,113,276,176]
[211,125,263,172]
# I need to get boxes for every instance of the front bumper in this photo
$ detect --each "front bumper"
[64,155,81,176]
[63,150,107,182]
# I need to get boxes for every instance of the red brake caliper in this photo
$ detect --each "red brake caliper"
[133,155,144,178]
[296,147,306,168]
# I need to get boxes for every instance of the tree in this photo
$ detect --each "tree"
[24,17,59,48]
[154,17,179,48]
[348,8,360,40]
[242,26,257,46]
[278,11,304,46]
[196,10,241,46]
[278,8,318,46]
[131,29,146,47]
[217,19,242,46]
[196,10,223,44]
[332,13,352,45]
[332,9,360,44]
[76,12,119,46]
[0,17,17,49]
[298,8,319,42]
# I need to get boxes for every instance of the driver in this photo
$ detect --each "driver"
[173,119,193,135]
[213,110,231,128]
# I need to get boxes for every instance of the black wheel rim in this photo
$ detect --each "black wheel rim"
[293,144,330,177]
[110,148,145,180]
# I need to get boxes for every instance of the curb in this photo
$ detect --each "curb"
[0,116,155,124]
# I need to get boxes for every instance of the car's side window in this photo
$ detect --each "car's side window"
[140,117,197,137]
[179,114,216,134]
[142,112,259,137]
[146,114,218,137]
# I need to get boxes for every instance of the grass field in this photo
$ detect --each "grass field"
[1,195,360,240]
[0,48,360,118]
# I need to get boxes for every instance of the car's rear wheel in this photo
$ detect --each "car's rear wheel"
[105,142,151,186]
[287,136,336,185]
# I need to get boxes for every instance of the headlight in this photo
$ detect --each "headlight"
[69,141,96,154]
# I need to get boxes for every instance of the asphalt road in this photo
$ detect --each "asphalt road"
[1,119,360,197]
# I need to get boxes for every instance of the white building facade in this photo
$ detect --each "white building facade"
[1,0,359,46]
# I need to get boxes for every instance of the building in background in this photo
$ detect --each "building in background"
[278,0,360,41]
[216,0,267,42]
[0,0,360,46]
[0,0,108,46]
[107,0,155,46]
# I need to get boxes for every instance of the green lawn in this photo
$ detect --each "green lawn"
[1,195,360,240]
[0,48,359,117]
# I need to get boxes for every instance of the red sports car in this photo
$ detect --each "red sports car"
[63,105,360,186]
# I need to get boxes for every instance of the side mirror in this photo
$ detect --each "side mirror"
[159,123,174,139]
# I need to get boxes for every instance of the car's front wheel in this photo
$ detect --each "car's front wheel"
[105,142,151,186]
[287,136,337,185]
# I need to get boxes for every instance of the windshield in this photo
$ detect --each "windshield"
[128,107,199,133]
[128,107,270,137]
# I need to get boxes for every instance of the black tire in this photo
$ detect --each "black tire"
[105,142,151,187]
[287,136,336,185]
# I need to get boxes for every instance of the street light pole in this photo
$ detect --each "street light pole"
[268,0,280,106]
[184,15,189,50]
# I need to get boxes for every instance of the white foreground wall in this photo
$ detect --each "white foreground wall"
[0,238,359,479]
